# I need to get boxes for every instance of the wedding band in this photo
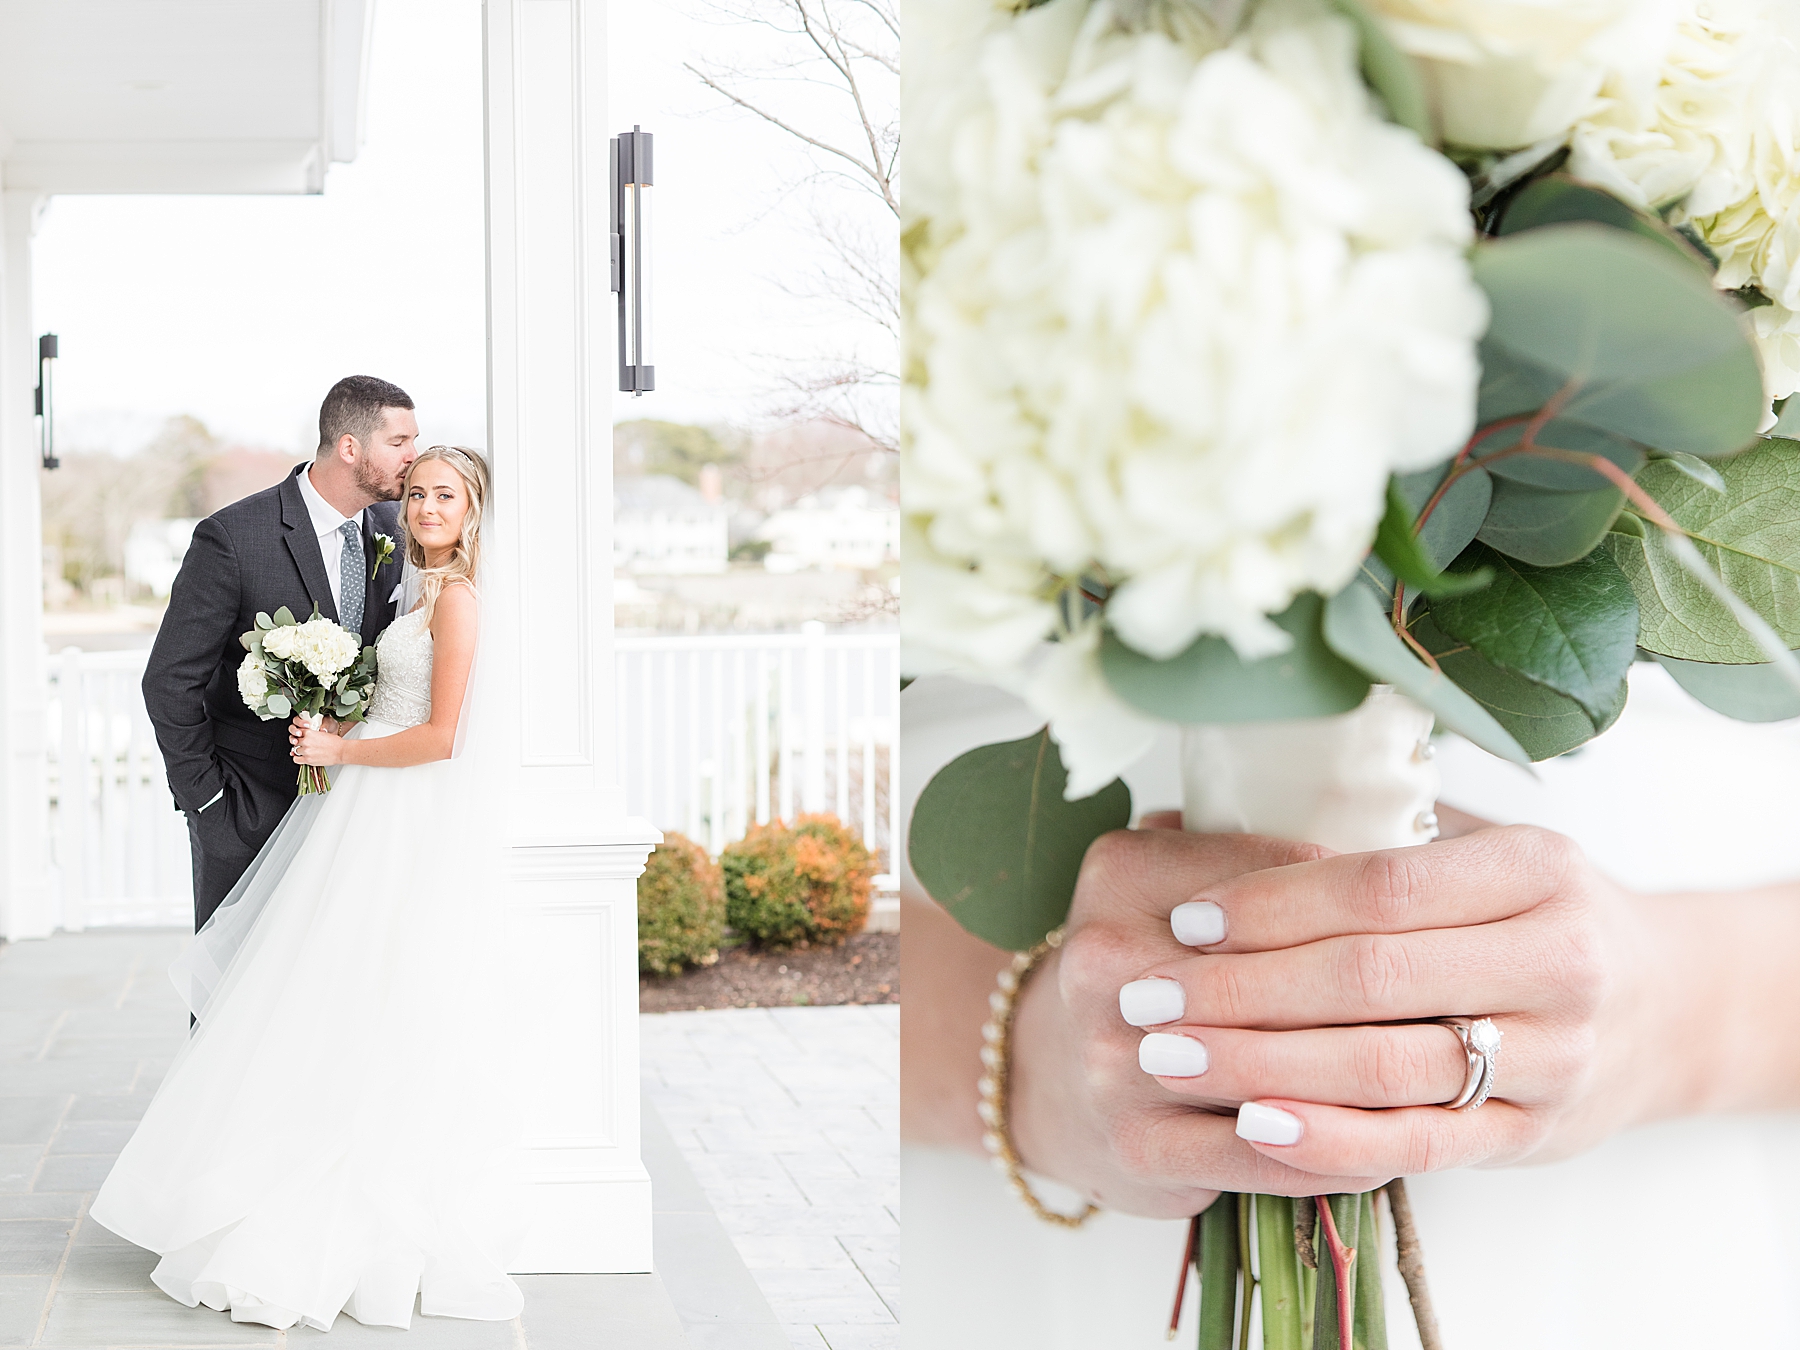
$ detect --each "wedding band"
[1436,1016,1501,1111]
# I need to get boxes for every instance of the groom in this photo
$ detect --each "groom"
[144,375,416,932]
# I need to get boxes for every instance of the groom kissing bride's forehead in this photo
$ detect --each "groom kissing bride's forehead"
[143,374,420,933]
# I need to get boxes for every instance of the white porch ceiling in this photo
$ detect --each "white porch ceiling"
[0,0,372,195]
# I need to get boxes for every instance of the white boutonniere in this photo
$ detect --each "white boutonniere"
[370,533,396,582]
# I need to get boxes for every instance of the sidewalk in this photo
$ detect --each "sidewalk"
[0,930,730,1348]
[640,1006,900,1350]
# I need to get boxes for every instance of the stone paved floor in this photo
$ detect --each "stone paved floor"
[0,929,726,1349]
[639,1007,900,1350]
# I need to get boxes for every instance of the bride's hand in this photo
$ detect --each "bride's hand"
[289,717,347,767]
[1125,824,1686,1184]
[1008,822,1393,1218]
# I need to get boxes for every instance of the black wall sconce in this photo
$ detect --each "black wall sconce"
[611,126,654,396]
[36,334,58,470]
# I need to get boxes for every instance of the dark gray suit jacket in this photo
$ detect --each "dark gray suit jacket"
[144,465,404,915]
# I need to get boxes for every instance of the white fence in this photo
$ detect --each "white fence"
[45,625,901,932]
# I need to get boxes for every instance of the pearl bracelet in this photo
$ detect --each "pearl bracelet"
[977,925,1100,1228]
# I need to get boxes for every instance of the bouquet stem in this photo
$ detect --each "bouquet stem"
[1197,1194,1239,1349]
[297,764,330,796]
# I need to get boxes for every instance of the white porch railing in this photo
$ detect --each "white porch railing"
[45,624,901,931]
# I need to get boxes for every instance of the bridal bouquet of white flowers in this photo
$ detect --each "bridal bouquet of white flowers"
[238,606,379,795]
[905,0,1800,1345]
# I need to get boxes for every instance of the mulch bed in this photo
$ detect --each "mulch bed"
[639,931,898,1012]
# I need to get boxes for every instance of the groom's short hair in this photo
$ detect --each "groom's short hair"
[318,376,414,456]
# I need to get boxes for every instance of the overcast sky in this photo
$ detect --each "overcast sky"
[32,0,890,459]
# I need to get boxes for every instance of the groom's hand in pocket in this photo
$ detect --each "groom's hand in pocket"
[1007,821,1391,1219]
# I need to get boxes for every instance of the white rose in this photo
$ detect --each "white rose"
[260,625,298,660]
[1365,0,1683,149]
[906,0,1485,675]
[287,619,361,681]
[236,653,270,705]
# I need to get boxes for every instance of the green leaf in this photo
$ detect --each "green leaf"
[1394,464,1493,572]
[272,606,297,627]
[1099,593,1370,724]
[1415,614,1626,760]
[255,612,274,631]
[265,693,292,718]
[1496,175,1708,271]
[1321,582,1532,765]
[1773,397,1800,439]
[1473,225,1764,457]
[1608,439,1800,662]
[1646,449,1727,494]
[1652,652,1800,722]
[1474,418,1644,491]
[1477,477,1624,566]
[1372,480,1493,598]
[1325,0,1432,140]
[908,729,1132,950]
[1425,543,1638,723]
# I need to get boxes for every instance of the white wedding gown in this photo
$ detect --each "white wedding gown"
[901,666,1800,1348]
[91,606,525,1332]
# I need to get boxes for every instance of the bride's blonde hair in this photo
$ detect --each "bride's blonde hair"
[402,445,491,622]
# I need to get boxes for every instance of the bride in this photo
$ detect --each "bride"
[89,445,523,1333]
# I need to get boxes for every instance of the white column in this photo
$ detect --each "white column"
[482,0,660,1273]
[0,189,54,942]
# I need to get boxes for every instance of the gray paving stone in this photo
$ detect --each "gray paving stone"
[784,1329,829,1350]
[47,1121,134,1156]
[64,1093,153,1123]
[750,1270,892,1326]
[34,1155,115,1194]
[72,1215,137,1247]
[0,1147,41,1196]
[816,1327,901,1350]
[45,1036,180,1063]
[288,1298,517,1345]
[0,1217,75,1275]
[0,1194,81,1221]
[516,1274,688,1350]
[56,1242,160,1292]
[38,1290,280,1346]
[0,1061,140,1097]
[0,1273,52,1348]
[0,1096,70,1147]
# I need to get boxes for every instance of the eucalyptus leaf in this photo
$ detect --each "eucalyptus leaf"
[1099,593,1370,724]
[1372,480,1493,598]
[1608,440,1800,662]
[1496,175,1707,270]
[1325,0,1431,140]
[1473,226,1764,457]
[1646,449,1727,493]
[266,693,292,719]
[255,612,274,631]
[1415,614,1625,760]
[1476,477,1624,566]
[909,729,1132,951]
[1425,543,1638,723]
[1393,464,1493,572]
[1652,652,1800,722]
[272,606,297,627]
[1473,418,1644,491]
[1773,397,1800,439]
[1320,582,1532,765]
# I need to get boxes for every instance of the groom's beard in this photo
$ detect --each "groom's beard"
[355,459,406,502]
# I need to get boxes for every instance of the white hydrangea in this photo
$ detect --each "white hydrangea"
[1567,0,1800,411]
[236,653,270,705]
[904,0,1486,789]
[262,619,361,681]
[1363,0,1683,150]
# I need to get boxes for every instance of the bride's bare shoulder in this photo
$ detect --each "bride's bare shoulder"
[430,580,480,638]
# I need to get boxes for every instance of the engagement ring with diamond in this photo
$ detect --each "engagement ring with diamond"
[1437,1016,1502,1111]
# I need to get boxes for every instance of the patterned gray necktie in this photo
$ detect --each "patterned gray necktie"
[339,520,366,637]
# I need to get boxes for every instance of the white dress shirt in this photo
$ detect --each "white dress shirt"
[296,464,365,617]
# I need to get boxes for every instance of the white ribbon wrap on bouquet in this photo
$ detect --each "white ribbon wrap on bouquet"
[1179,685,1440,852]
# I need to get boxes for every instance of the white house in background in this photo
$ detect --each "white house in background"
[614,474,728,574]
[124,519,199,598]
[760,486,899,572]
[0,0,657,1275]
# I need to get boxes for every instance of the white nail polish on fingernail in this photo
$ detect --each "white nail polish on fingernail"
[1235,1102,1303,1146]
[1118,977,1186,1027]
[1138,1033,1209,1078]
[1170,900,1226,947]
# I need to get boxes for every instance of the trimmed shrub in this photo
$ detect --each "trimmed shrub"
[721,814,874,948]
[637,832,726,976]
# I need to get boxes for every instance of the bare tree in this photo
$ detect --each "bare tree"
[685,0,899,456]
